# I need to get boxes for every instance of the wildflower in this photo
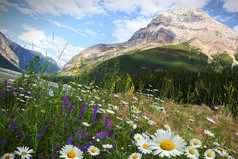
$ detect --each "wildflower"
[41,109,46,113]
[185,146,200,159]
[51,154,56,159]
[78,101,87,123]
[92,104,99,125]
[148,120,156,125]
[77,131,87,140]
[104,116,112,128]
[137,138,152,154]
[82,122,90,127]
[206,117,216,124]
[187,125,193,130]
[1,153,15,159]
[204,149,215,159]
[43,124,49,135]
[102,144,113,151]
[189,119,194,122]
[132,107,141,114]
[95,131,108,139]
[87,146,100,156]
[67,102,75,115]
[189,138,202,148]
[134,133,145,143]
[60,145,83,159]
[67,136,73,145]
[204,130,215,137]
[128,152,142,159]
[127,121,137,129]
[112,105,119,111]
[106,109,115,114]
[14,146,34,159]
[148,129,187,158]
[1,139,6,147]
[164,124,171,131]
[62,95,68,107]
[212,142,221,147]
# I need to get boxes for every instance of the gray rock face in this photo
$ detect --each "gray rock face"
[0,32,19,67]
[0,32,60,73]
[59,7,238,73]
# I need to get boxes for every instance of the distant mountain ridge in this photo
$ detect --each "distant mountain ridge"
[0,32,60,73]
[59,7,238,73]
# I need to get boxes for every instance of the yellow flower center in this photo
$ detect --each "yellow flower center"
[135,108,138,112]
[132,155,138,159]
[189,149,195,155]
[67,151,76,158]
[21,151,27,155]
[130,122,134,126]
[160,141,175,151]
[136,137,141,140]
[224,154,229,157]
[166,127,169,129]
[91,149,96,153]
[193,141,199,145]
[5,156,10,159]
[207,152,212,157]
[143,143,148,149]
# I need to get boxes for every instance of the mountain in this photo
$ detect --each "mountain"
[59,7,238,73]
[0,32,60,73]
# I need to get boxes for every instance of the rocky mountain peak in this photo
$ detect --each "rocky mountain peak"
[59,7,238,73]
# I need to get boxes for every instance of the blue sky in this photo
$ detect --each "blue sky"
[0,0,238,67]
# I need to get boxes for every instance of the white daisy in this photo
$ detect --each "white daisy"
[112,105,119,111]
[189,138,202,148]
[147,120,156,125]
[187,125,193,130]
[137,137,152,154]
[204,149,216,159]
[126,121,137,129]
[212,142,221,147]
[206,117,216,124]
[204,130,215,137]
[128,152,142,159]
[134,133,145,143]
[102,144,113,151]
[185,146,200,159]
[59,145,83,159]
[106,109,115,114]
[1,153,15,159]
[82,122,90,127]
[148,129,187,158]
[164,124,171,131]
[132,107,141,114]
[14,146,34,159]
[87,146,100,156]
[189,119,194,122]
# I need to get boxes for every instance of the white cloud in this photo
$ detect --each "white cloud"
[103,0,210,16]
[0,0,106,19]
[213,15,233,22]
[18,26,84,67]
[112,16,152,42]
[221,0,238,12]
[0,4,8,12]
[0,28,10,34]
[233,25,238,32]
[84,28,98,37]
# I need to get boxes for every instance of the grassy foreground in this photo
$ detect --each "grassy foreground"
[0,69,238,159]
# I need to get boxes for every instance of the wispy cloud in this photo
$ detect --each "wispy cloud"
[112,16,152,42]
[84,28,98,37]
[18,25,84,67]
[0,4,8,12]
[46,18,86,37]
[213,15,233,22]
[0,0,106,19]
[0,28,10,34]
[233,25,238,32]
[221,0,238,12]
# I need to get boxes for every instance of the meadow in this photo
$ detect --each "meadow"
[0,57,238,159]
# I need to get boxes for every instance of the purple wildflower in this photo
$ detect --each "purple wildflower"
[109,129,114,137]
[95,131,108,139]
[63,95,68,107]
[82,144,88,152]
[51,154,56,159]
[78,101,87,123]
[104,116,109,128]
[76,131,87,140]
[1,139,6,147]
[67,101,75,114]
[91,104,99,125]
[53,145,60,152]
[67,136,73,144]
[8,118,13,129]
[39,152,43,159]
[51,117,54,126]
[38,132,43,139]
[43,124,49,135]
